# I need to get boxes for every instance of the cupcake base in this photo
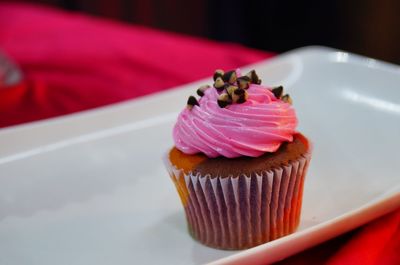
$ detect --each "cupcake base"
[166,152,311,250]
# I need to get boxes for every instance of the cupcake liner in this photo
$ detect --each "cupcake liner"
[164,152,312,250]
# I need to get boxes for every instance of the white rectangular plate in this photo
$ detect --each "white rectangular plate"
[0,46,399,265]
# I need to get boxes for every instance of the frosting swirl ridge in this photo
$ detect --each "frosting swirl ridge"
[173,83,298,158]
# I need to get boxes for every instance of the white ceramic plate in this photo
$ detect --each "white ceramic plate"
[0,46,399,265]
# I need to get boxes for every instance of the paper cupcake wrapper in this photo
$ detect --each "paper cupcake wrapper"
[164,152,311,250]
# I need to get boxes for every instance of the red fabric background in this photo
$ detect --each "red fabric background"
[0,3,268,127]
[0,3,399,264]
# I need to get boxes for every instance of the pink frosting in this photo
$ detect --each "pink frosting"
[173,84,298,158]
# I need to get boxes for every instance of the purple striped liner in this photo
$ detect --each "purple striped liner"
[164,152,312,250]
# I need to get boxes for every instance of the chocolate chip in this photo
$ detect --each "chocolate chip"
[214,76,225,91]
[234,88,245,95]
[236,95,247,104]
[246,70,262,84]
[213,69,224,81]
[226,85,238,97]
[281,94,293,105]
[237,76,251,89]
[232,88,248,103]
[271,86,283,99]
[222,70,237,84]
[187,95,199,109]
[217,93,232,108]
[238,76,251,81]
[196,85,210,97]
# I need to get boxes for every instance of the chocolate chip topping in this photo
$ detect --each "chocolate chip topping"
[213,69,261,107]
[197,84,210,97]
[214,76,225,91]
[234,88,245,95]
[232,88,248,104]
[226,85,238,97]
[217,93,232,108]
[246,70,262,84]
[184,69,292,109]
[187,95,199,109]
[222,70,237,84]
[237,76,251,89]
[281,94,292,105]
[271,86,283,99]
[213,69,224,81]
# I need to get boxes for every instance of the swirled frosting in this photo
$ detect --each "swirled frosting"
[173,73,298,158]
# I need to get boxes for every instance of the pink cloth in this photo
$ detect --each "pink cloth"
[0,3,399,265]
[0,3,270,127]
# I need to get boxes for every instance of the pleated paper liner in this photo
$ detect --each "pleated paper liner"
[164,152,312,250]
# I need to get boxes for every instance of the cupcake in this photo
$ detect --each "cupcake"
[164,69,312,250]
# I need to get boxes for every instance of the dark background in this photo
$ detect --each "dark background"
[18,0,400,64]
